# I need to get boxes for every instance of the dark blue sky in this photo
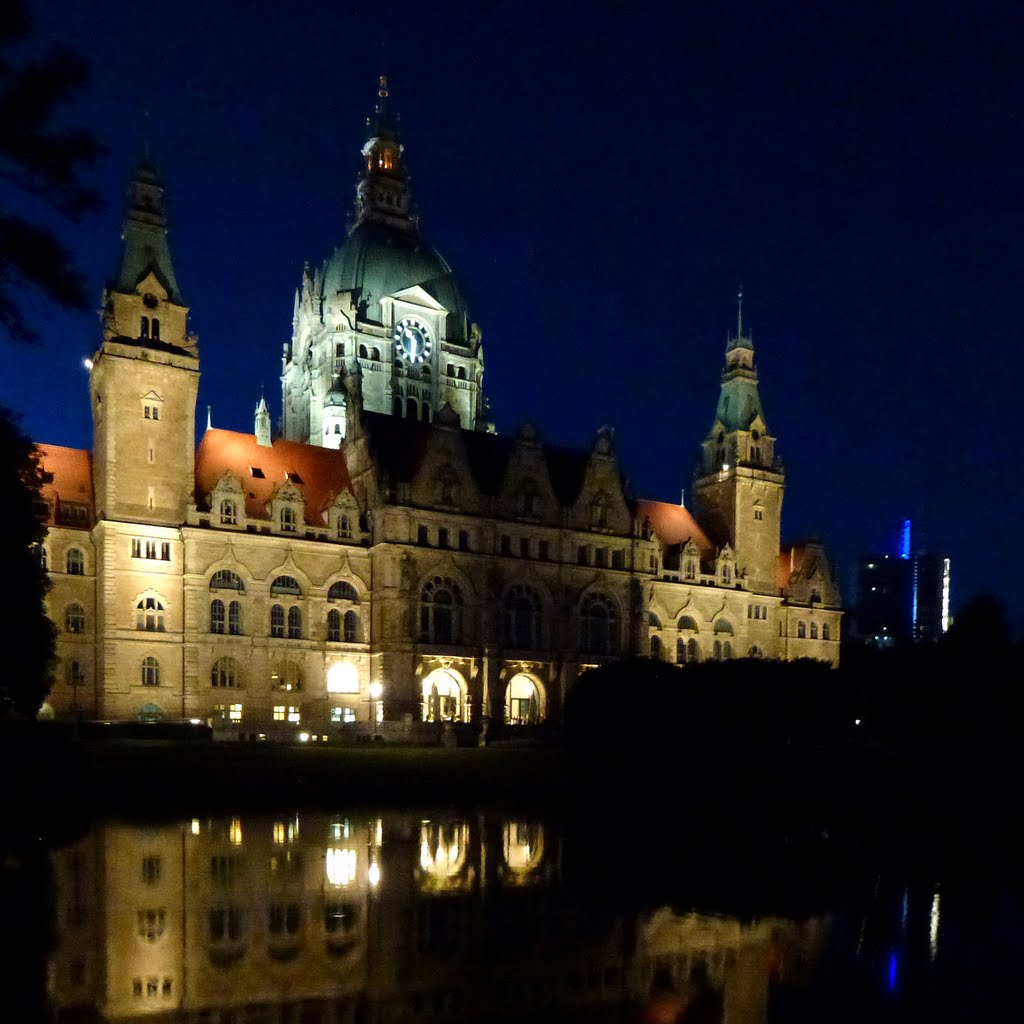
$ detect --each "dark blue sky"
[5,0,1022,620]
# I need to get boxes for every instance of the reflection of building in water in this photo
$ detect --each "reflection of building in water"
[48,814,825,1022]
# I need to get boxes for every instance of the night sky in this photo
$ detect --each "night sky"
[5,1,1022,621]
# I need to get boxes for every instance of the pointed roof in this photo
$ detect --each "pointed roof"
[35,444,94,528]
[112,156,184,305]
[366,75,399,141]
[634,499,713,557]
[712,288,767,434]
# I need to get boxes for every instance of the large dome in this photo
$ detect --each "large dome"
[322,221,469,340]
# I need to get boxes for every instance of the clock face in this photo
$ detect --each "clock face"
[393,317,432,364]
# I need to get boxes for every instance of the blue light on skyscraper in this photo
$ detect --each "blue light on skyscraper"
[900,518,911,560]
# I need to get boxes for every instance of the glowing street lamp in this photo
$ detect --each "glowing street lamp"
[368,681,383,739]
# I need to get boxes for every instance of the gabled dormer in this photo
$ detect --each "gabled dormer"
[268,480,305,536]
[568,428,631,535]
[208,472,246,530]
[326,490,362,543]
[498,423,560,525]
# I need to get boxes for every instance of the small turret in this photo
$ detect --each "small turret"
[255,395,272,447]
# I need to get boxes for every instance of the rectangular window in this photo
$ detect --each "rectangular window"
[520,537,530,559]
[287,706,300,724]
[147,978,159,997]
[162,979,172,997]
[612,549,625,570]
[331,706,357,724]
[273,705,286,721]
[501,535,512,556]
[539,540,550,561]
[161,542,170,560]
[595,547,608,568]
[210,856,238,884]
[438,527,449,549]
[417,525,429,546]
[131,538,141,558]
[458,530,470,551]
[228,704,242,722]
[142,856,161,885]
[577,545,590,566]
[754,508,764,521]
[133,978,142,998]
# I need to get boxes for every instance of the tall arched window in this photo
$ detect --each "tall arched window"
[676,637,687,664]
[287,606,302,639]
[210,599,226,634]
[723,641,733,659]
[687,638,700,662]
[270,575,302,597]
[141,656,160,687]
[151,317,160,340]
[579,593,619,655]
[140,315,149,338]
[420,576,464,645]
[502,584,542,649]
[810,622,819,640]
[270,604,285,638]
[822,622,831,641]
[505,674,542,726]
[228,601,242,635]
[327,581,359,602]
[211,657,240,688]
[343,610,360,643]
[406,397,418,420]
[327,608,342,642]
[797,621,806,639]
[66,549,85,575]
[280,506,297,533]
[713,639,722,661]
[219,499,237,525]
[65,603,86,633]
[650,635,663,660]
[136,597,165,632]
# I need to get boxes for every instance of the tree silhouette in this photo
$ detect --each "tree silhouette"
[0,0,103,343]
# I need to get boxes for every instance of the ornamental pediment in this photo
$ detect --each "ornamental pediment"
[389,284,448,312]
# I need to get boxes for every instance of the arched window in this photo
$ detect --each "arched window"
[723,641,733,659]
[327,581,359,602]
[343,610,360,643]
[392,396,402,417]
[270,575,302,596]
[406,397,418,420]
[66,548,85,575]
[421,403,430,423]
[687,638,700,662]
[502,584,542,649]
[141,657,160,687]
[823,622,831,641]
[713,639,722,661]
[713,618,734,636]
[211,569,245,592]
[65,603,86,633]
[228,601,242,635]
[358,344,368,359]
[420,576,464,645]
[210,599,225,634]
[219,500,237,525]
[136,597,165,632]
[648,612,662,628]
[684,557,697,581]
[287,606,302,639]
[338,514,353,539]
[797,621,806,639]
[678,615,698,632]
[151,318,160,340]
[280,505,297,533]
[506,674,542,726]
[579,593,619,655]
[748,645,763,658]
[650,635,663,660]
[140,315,149,338]
[326,661,359,694]
[211,657,240,688]
[721,562,732,584]
[810,622,819,640]
[676,637,687,664]
[589,494,609,530]
[327,608,342,642]
[421,669,464,722]
[371,347,381,361]
[270,604,285,637]
[457,367,467,380]
[270,661,302,692]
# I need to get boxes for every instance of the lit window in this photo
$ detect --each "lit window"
[273,705,286,721]
[327,662,359,693]
[280,505,296,533]
[66,548,85,575]
[220,499,236,525]
[287,706,300,723]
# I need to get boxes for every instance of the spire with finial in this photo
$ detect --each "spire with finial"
[113,153,184,305]
[255,394,272,447]
[727,283,751,353]
[355,75,416,232]
[206,405,212,432]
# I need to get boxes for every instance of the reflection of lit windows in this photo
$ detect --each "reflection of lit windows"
[137,908,166,942]
[325,901,359,934]
[229,819,242,846]
[191,819,201,836]
[418,821,469,888]
[502,821,544,876]
[141,856,161,885]
[208,906,242,942]
[368,862,381,888]
[326,847,357,886]
[268,902,300,935]
[269,851,302,876]
[273,819,299,844]
[210,856,239,884]
[331,819,350,840]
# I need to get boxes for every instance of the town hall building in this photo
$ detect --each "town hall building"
[37,79,841,736]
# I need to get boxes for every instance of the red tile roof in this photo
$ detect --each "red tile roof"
[634,499,713,556]
[35,444,94,527]
[195,429,354,522]
[777,545,807,590]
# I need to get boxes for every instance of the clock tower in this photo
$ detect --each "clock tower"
[691,292,784,595]
[280,78,487,446]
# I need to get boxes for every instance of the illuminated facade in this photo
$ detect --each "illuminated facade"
[48,813,826,1022]
[37,80,840,733]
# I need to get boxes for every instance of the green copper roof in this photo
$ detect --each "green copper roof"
[113,159,183,305]
[322,220,468,339]
[714,373,766,433]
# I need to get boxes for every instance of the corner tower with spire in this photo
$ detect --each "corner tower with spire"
[691,290,784,595]
[90,157,199,526]
[280,77,486,447]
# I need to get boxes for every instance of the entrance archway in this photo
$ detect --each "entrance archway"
[504,673,544,725]
[421,668,467,722]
